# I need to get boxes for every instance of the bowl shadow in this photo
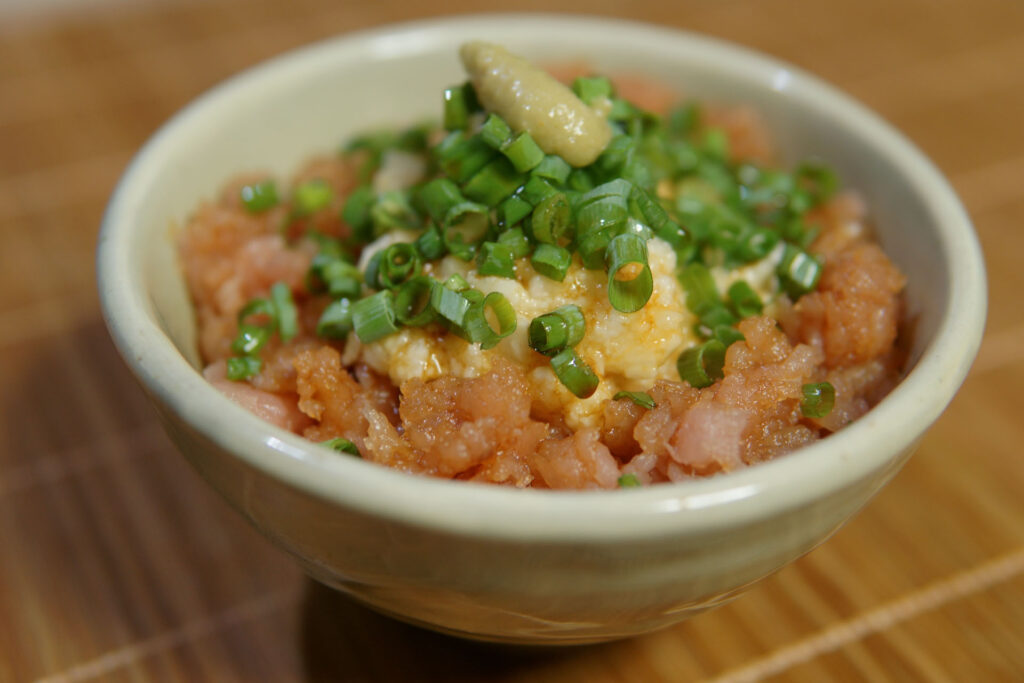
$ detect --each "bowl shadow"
[298,578,603,682]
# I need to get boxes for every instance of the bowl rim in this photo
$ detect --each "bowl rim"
[97,12,986,542]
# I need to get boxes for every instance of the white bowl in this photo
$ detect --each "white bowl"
[97,14,986,644]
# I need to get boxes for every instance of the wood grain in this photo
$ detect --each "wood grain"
[1,0,1021,680]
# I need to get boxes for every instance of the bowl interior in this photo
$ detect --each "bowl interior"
[99,14,985,539]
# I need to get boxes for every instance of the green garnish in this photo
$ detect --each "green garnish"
[550,348,600,399]
[321,437,361,456]
[240,180,278,212]
[226,355,262,381]
[801,382,836,418]
[617,473,642,488]
[677,340,727,388]
[613,391,656,410]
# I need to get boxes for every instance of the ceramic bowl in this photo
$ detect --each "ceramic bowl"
[97,14,986,644]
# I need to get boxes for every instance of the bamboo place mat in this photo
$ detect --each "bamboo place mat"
[2,0,1023,680]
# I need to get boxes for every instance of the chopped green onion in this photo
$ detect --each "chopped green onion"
[572,75,613,105]
[270,282,298,342]
[550,348,600,398]
[576,226,616,270]
[727,280,763,318]
[443,201,490,258]
[443,83,474,131]
[418,178,464,224]
[316,298,355,338]
[321,437,361,456]
[342,185,375,239]
[667,102,700,136]
[237,298,275,327]
[498,194,533,228]
[701,128,730,161]
[394,276,437,327]
[226,355,262,381]
[519,176,558,206]
[378,243,421,289]
[476,241,516,279]
[801,381,836,418]
[480,113,513,149]
[778,244,823,298]
[435,131,495,183]
[309,257,361,299]
[496,228,531,259]
[796,163,838,204]
[531,244,572,282]
[414,225,446,260]
[568,167,595,192]
[531,155,572,184]
[443,273,470,292]
[606,233,653,313]
[231,324,271,355]
[463,291,517,350]
[462,157,526,207]
[677,340,727,388]
[240,180,278,213]
[292,179,334,216]
[531,193,573,245]
[529,305,585,356]
[698,306,738,336]
[351,290,399,343]
[678,263,721,315]
[713,325,745,348]
[501,132,544,172]
[430,280,473,326]
[370,190,420,235]
[613,391,656,409]
[617,473,642,488]
[736,228,780,262]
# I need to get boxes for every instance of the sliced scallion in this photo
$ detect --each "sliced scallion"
[430,280,473,326]
[394,276,437,327]
[550,348,600,398]
[414,225,446,261]
[531,193,572,245]
[531,243,572,282]
[529,305,585,356]
[617,472,642,488]
[270,282,298,342]
[316,298,355,338]
[501,132,544,172]
[613,391,656,409]
[531,155,572,184]
[231,324,271,356]
[321,437,361,456]
[480,113,513,149]
[351,290,399,343]
[606,233,653,313]
[226,355,262,381]
[240,180,278,213]
[377,243,421,289]
[462,157,526,207]
[476,241,516,279]
[497,228,531,259]
[677,340,727,388]
[292,179,334,216]
[727,280,763,319]
[778,244,823,298]
[678,263,720,315]
[801,381,836,418]
[572,75,613,105]
[463,291,517,350]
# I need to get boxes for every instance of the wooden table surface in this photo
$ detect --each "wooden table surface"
[2,0,1022,680]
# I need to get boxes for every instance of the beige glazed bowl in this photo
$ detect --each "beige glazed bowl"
[97,14,986,644]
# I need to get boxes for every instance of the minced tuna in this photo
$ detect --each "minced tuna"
[178,45,905,489]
